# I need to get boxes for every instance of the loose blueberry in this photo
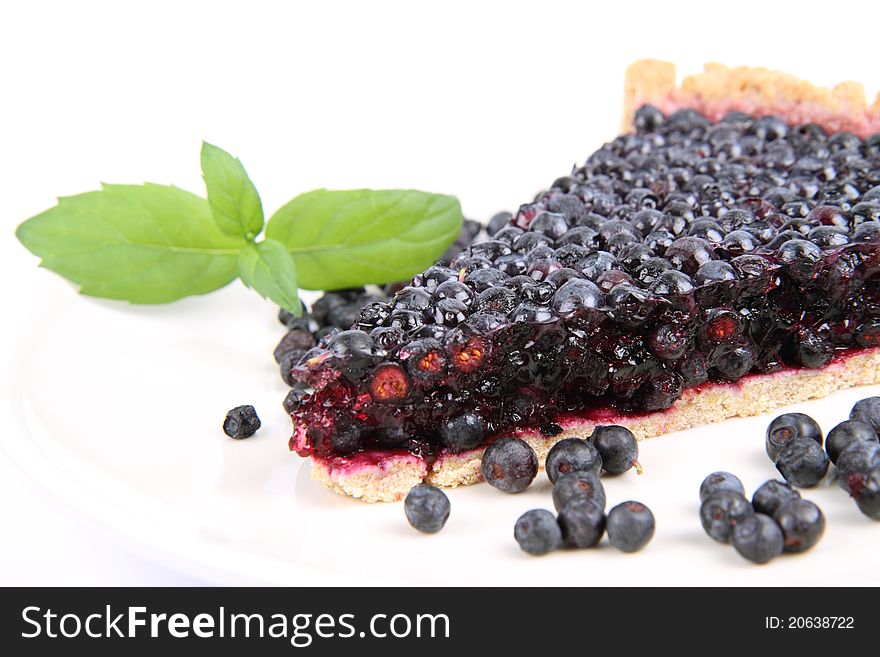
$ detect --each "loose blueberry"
[552,471,606,512]
[480,437,538,493]
[775,437,829,487]
[699,471,745,503]
[545,437,603,482]
[558,498,606,548]
[854,465,880,519]
[699,490,754,543]
[514,509,563,555]
[404,484,450,533]
[850,397,880,439]
[606,501,655,553]
[835,440,880,497]
[590,425,642,475]
[223,405,261,439]
[731,514,784,564]
[825,420,878,464]
[751,480,801,517]
[765,413,823,462]
[773,499,825,553]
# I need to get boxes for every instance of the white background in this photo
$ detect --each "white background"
[1,1,879,585]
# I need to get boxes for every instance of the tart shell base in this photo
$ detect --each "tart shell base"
[310,348,880,502]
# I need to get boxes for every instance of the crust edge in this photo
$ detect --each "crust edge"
[622,59,880,137]
[311,349,880,502]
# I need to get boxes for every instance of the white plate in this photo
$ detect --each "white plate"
[5,275,880,586]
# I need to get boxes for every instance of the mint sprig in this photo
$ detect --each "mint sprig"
[15,143,463,314]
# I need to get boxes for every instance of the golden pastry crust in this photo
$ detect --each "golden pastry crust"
[623,59,880,137]
[312,349,880,502]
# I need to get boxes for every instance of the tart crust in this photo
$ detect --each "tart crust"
[312,349,880,502]
[622,59,880,138]
[304,61,880,502]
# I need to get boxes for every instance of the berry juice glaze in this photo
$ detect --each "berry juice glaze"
[288,105,880,465]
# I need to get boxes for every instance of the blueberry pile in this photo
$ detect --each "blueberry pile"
[764,398,880,519]
[474,426,653,555]
[285,105,880,460]
[699,472,824,564]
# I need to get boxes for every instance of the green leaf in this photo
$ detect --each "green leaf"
[200,141,264,240]
[237,239,301,314]
[15,183,246,303]
[265,189,462,290]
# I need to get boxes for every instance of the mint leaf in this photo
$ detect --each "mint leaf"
[265,189,462,290]
[200,141,264,240]
[237,239,301,314]
[16,183,246,303]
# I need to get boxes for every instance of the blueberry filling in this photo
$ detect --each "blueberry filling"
[288,106,880,459]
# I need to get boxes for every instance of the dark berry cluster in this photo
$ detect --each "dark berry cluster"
[699,472,823,563]
[288,105,880,459]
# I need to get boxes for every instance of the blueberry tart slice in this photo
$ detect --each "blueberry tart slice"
[288,60,880,501]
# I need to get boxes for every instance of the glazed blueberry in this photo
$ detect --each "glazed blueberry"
[850,397,880,439]
[404,484,450,533]
[273,329,317,364]
[545,437,602,482]
[854,466,880,519]
[590,425,642,475]
[552,471,606,512]
[487,211,512,236]
[440,413,485,452]
[558,498,606,548]
[775,438,829,487]
[765,413,823,462]
[606,501,655,553]
[699,471,745,503]
[773,499,825,553]
[731,514,784,564]
[282,387,307,414]
[699,490,754,543]
[825,420,878,464]
[835,440,880,496]
[223,405,261,439]
[751,480,801,517]
[480,437,538,493]
[514,509,563,555]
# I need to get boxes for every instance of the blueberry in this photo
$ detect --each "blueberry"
[404,484,450,533]
[223,405,261,439]
[775,438,830,488]
[558,498,606,548]
[514,509,563,555]
[854,465,880,519]
[279,348,308,386]
[850,397,880,439]
[731,514,784,564]
[699,490,754,543]
[751,480,801,517]
[440,413,485,452]
[606,501,655,553]
[545,437,602,482]
[550,279,604,316]
[765,413,823,462]
[825,420,877,464]
[699,471,745,503]
[552,471,606,512]
[487,211,513,236]
[273,329,315,364]
[331,423,361,455]
[835,440,880,496]
[590,425,642,475]
[773,499,825,553]
[480,437,538,493]
[282,387,307,414]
